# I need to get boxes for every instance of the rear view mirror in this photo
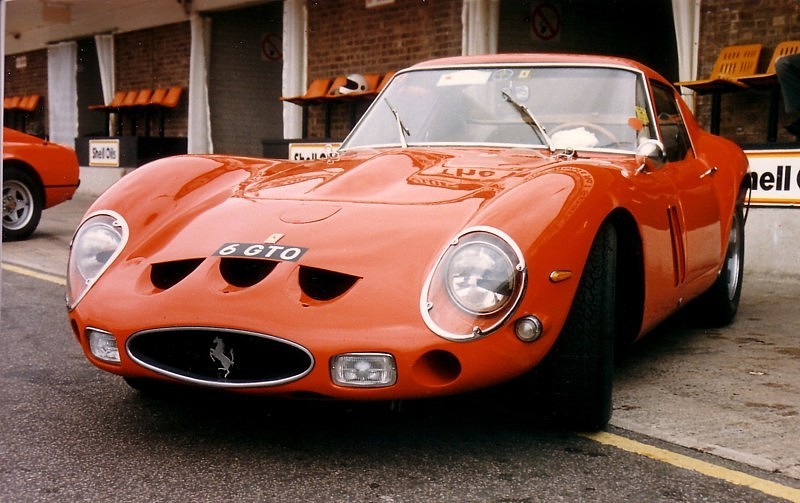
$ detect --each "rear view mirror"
[635,139,666,173]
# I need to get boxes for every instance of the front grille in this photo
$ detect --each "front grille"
[127,328,313,387]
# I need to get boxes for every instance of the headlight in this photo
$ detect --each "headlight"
[445,240,517,314]
[421,227,526,341]
[67,211,128,309]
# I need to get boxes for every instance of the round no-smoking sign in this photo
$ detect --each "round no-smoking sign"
[531,2,561,41]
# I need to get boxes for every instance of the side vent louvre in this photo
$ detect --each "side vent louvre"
[220,258,278,287]
[299,266,360,301]
[151,258,205,290]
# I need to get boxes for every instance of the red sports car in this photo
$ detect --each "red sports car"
[67,54,749,429]
[3,127,80,240]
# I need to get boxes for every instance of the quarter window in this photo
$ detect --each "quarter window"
[651,82,692,162]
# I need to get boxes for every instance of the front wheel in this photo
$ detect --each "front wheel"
[526,222,617,430]
[2,166,43,241]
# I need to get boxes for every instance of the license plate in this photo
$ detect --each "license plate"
[214,242,308,262]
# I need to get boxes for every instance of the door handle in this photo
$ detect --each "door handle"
[700,166,718,179]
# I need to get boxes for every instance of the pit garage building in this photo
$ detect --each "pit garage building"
[3,0,800,278]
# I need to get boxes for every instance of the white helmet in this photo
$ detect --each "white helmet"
[338,74,368,94]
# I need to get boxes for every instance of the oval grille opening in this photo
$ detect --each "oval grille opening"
[299,266,360,301]
[151,258,205,290]
[220,258,278,287]
[127,328,313,387]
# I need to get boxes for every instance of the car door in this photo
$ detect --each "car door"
[650,82,722,285]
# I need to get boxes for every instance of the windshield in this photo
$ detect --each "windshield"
[341,65,656,152]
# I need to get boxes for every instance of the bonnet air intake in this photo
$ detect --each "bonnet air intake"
[219,257,279,287]
[298,266,360,301]
[150,258,205,290]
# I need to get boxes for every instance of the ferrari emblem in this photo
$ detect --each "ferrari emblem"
[264,233,284,244]
[209,336,235,378]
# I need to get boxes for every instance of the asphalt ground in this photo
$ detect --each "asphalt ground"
[2,194,799,487]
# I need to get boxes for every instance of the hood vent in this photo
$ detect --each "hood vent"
[151,258,205,290]
[220,258,278,287]
[299,266,359,301]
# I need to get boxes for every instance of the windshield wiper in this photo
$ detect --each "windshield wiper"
[384,98,410,148]
[501,90,554,153]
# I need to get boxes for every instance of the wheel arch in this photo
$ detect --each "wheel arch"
[606,208,645,347]
[3,158,45,198]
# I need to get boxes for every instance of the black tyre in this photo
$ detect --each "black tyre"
[529,222,617,430]
[689,206,744,327]
[2,166,43,241]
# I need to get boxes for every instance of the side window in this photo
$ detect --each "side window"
[650,82,692,162]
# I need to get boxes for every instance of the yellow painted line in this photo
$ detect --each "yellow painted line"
[2,263,66,286]
[583,431,800,502]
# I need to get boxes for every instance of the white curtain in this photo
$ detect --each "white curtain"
[188,13,213,154]
[282,0,306,139]
[672,0,701,110]
[461,0,499,56]
[94,34,115,135]
[47,42,79,147]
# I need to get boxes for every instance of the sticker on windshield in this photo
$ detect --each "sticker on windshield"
[491,69,515,81]
[635,106,650,125]
[437,70,491,87]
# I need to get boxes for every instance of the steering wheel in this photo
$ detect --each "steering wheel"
[550,121,621,147]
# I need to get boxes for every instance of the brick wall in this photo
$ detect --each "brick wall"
[115,22,191,137]
[4,49,48,136]
[696,0,800,144]
[305,0,462,139]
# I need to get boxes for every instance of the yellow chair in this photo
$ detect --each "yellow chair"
[675,44,762,134]
[738,41,800,141]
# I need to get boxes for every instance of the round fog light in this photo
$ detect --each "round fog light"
[515,316,543,342]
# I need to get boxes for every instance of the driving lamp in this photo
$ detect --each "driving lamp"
[332,353,396,387]
[88,328,120,363]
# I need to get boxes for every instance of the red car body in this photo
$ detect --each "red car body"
[3,127,80,239]
[67,54,749,429]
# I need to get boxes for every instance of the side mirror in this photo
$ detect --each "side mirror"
[635,139,666,173]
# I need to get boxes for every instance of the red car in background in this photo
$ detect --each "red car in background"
[2,127,80,240]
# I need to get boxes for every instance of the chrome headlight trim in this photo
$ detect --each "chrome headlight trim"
[67,210,129,310]
[421,226,527,341]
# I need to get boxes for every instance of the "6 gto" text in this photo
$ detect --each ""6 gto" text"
[214,242,308,262]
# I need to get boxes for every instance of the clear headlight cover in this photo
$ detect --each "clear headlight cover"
[421,227,526,341]
[67,211,128,310]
